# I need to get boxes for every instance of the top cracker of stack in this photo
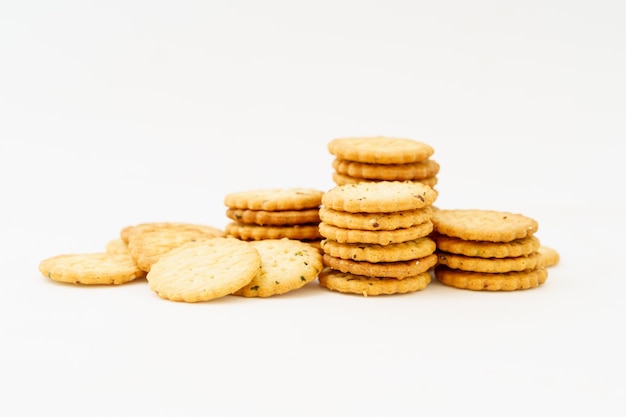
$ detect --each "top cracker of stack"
[328,136,440,188]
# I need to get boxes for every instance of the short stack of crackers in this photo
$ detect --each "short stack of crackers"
[223,188,324,246]
[431,209,549,291]
[328,136,440,189]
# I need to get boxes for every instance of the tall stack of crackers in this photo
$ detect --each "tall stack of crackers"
[328,136,440,189]
[317,137,440,296]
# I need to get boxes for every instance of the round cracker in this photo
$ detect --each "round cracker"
[327,137,434,164]
[435,266,548,291]
[322,181,437,213]
[146,237,261,302]
[319,206,432,231]
[320,237,436,263]
[224,188,324,211]
[323,253,438,279]
[233,239,323,297]
[39,253,145,285]
[437,251,542,273]
[333,158,440,181]
[319,221,433,245]
[432,209,539,243]
[318,268,431,296]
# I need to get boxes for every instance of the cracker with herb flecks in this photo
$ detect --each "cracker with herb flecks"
[226,208,320,226]
[39,253,145,285]
[333,158,440,181]
[318,267,431,296]
[233,238,323,298]
[224,188,324,211]
[328,136,434,164]
[319,206,433,231]
[332,171,438,188]
[323,253,438,279]
[319,221,433,245]
[320,237,436,263]
[435,266,548,291]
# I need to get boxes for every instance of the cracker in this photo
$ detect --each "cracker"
[226,208,320,226]
[233,238,323,297]
[318,267,431,296]
[322,181,437,213]
[432,209,538,243]
[333,158,440,181]
[39,253,145,285]
[538,246,560,267]
[106,238,130,255]
[121,222,225,244]
[435,266,548,291]
[323,253,437,279]
[437,251,542,273]
[320,237,436,263]
[327,137,434,164]
[319,221,433,245]
[127,228,218,272]
[432,234,540,258]
[224,188,324,211]
[319,206,432,231]
[332,172,438,188]
[146,237,261,302]
[225,222,322,241]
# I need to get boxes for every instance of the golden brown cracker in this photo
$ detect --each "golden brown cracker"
[226,208,320,226]
[320,237,436,263]
[319,221,433,245]
[323,253,438,279]
[432,209,538,243]
[437,251,542,273]
[318,267,431,296]
[432,234,540,258]
[322,181,437,213]
[538,246,560,267]
[225,222,323,241]
[224,188,324,211]
[233,238,323,297]
[435,266,548,291]
[146,237,261,302]
[328,136,434,164]
[39,253,145,285]
[319,206,432,231]
[333,158,440,181]
[332,171,438,188]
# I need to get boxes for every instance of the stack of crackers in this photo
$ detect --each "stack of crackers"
[317,180,439,296]
[328,136,440,189]
[431,209,549,291]
[223,188,324,247]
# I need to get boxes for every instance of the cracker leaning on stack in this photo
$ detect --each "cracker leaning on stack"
[431,209,548,291]
[328,136,440,189]
[224,188,324,247]
[318,181,438,296]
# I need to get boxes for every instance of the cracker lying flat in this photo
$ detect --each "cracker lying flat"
[332,172,438,188]
[432,209,539,243]
[39,253,145,285]
[318,267,431,296]
[322,181,437,213]
[432,234,541,258]
[127,228,219,272]
[226,208,320,226]
[225,222,322,241]
[327,137,434,164]
[319,206,432,231]
[233,239,323,297]
[146,237,261,302]
[333,158,440,181]
[224,188,324,211]
[320,237,436,263]
[437,251,542,273]
[121,222,225,244]
[323,253,438,279]
[435,266,548,291]
[319,221,433,245]
[538,246,560,267]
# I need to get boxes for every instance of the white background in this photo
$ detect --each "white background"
[1,1,625,416]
